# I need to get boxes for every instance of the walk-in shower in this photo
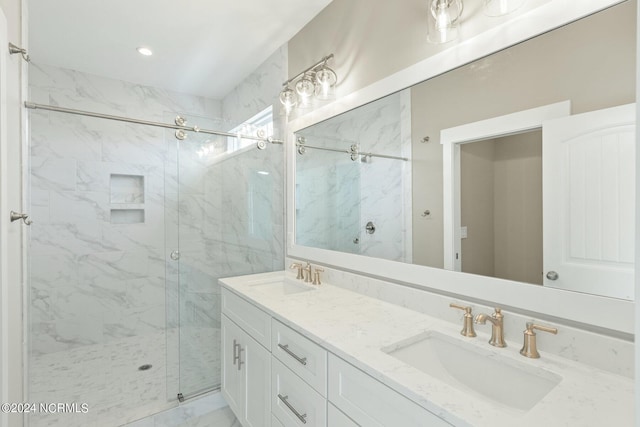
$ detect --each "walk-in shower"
[25,63,284,426]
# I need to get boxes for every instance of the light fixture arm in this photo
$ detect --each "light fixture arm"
[282,54,334,87]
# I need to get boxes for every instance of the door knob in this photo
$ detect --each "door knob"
[546,271,559,281]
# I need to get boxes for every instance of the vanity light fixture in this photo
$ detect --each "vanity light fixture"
[427,0,526,44]
[279,85,297,112]
[136,46,153,56]
[484,0,526,17]
[428,0,463,44]
[280,54,337,115]
[295,73,316,104]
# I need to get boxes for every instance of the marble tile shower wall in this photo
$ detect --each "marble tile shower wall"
[176,46,287,344]
[296,149,361,253]
[169,131,284,396]
[28,63,223,358]
[27,49,286,424]
[296,91,412,262]
[219,44,287,276]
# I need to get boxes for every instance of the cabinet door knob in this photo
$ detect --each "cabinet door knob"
[546,271,559,281]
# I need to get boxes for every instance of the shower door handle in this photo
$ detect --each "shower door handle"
[170,250,180,261]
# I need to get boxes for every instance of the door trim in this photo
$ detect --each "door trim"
[441,101,571,271]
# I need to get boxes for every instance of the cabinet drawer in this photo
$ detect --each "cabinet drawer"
[272,357,326,427]
[328,403,359,427]
[328,354,452,427]
[221,287,271,349]
[272,319,327,396]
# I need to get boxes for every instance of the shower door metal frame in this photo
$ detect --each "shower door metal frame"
[24,102,284,145]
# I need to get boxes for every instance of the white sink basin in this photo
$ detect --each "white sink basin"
[247,278,316,295]
[383,331,561,411]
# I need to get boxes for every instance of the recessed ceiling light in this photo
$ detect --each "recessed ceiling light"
[137,47,153,56]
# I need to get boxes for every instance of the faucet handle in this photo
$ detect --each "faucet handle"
[449,303,477,337]
[312,267,324,285]
[289,262,304,280]
[520,322,558,359]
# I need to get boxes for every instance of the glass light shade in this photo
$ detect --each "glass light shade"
[279,86,297,114]
[484,0,525,17]
[314,66,338,100]
[295,73,315,99]
[427,0,463,44]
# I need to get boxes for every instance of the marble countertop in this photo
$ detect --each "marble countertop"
[220,271,633,427]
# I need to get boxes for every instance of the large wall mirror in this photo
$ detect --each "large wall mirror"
[288,0,636,333]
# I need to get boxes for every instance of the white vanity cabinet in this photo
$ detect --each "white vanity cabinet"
[221,285,452,427]
[272,357,327,426]
[221,314,271,427]
[221,288,271,427]
[271,319,328,426]
[272,319,327,395]
[327,404,359,427]
[328,355,452,427]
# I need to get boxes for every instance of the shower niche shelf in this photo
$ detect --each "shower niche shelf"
[110,208,145,224]
[110,174,145,203]
[110,174,145,224]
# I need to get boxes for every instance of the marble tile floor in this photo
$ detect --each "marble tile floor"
[27,328,222,427]
[124,393,239,427]
[177,326,221,396]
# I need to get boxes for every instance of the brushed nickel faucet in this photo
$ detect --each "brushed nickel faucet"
[449,303,476,337]
[475,308,506,347]
[520,322,558,358]
[290,261,324,285]
[302,262,312,283]
[289,262,305,280]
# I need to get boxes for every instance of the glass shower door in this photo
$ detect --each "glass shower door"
[166,109,283,400]
[166,114,227,399]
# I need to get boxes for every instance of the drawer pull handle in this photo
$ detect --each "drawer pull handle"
[278,343,307,366]
[233,339,240,365]
[237,346,244,371]
[278,394,307,424]
[233,339,244,370]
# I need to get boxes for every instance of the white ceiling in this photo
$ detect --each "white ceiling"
[28,0,333,99]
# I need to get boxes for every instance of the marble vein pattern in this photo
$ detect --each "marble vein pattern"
[285,257,634,378]
[221,270,634,427]
[295,90,412,262]
[28,50,286,425]
[124,393,239,427]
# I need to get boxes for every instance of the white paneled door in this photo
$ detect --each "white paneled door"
[543,104,635,299]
